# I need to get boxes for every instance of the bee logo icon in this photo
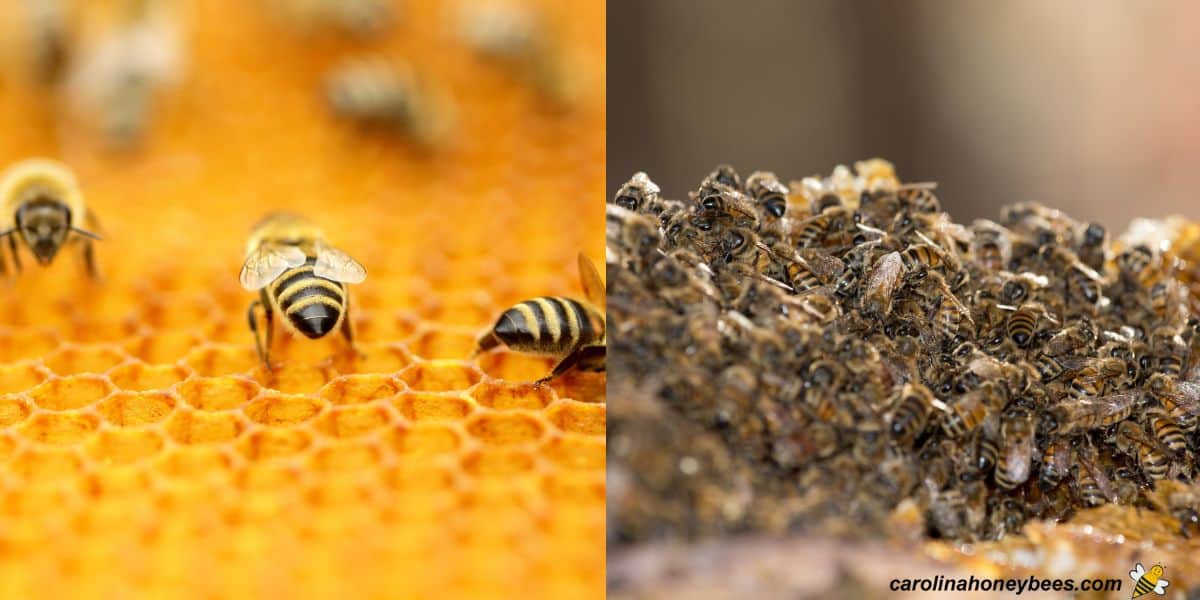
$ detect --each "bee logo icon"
[1129,563,1169,598]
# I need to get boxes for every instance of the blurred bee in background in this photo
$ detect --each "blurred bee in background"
[325,56,457,148]
[454,0,590,109]
[475,254,606,384]
[21,0,71,84]
[0,158,102,278]
[66,0,185,148]
[240,212,366,368]
[263,0,395,36]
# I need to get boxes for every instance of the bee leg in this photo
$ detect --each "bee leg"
[340,308,363,358]
[248,296,276,370]
[7,235,20,274]
[472,331,502,358]
[537,345,588,386]
[81,239,100,280]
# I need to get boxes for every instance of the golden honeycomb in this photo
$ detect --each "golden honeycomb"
[0,0,604,598]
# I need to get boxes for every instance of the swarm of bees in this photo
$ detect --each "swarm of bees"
[608,159,1200,544]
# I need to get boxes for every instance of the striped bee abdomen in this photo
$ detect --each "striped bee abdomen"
[492,296,597,355]
[270,258,346,339]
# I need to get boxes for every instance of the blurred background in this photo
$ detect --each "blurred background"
[608,0,1200,229]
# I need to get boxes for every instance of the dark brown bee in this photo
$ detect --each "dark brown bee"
[1145,407,1189,455]
[935,383,999,438]
[899,243,947,274]
[1072,444,1115,507]
[704,164,742,191]
[1075,222,1108,271]
[1039,437,1071,489]
[745,171,789,219]
[792,207,852,248]
[1005,302,1042,348]
[888,383,933,446]
[898,184,940,213]
[1150,375,1200,431]
[1116,244,1156,286]
[970,220,1012,271]
[862,251,903,316]
[1043,319,1097,356]
[1115,420,1169,480]
[611,172,662,215]
[995,405,1034,489]
[1053,391,1138,432]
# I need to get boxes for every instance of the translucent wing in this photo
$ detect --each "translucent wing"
[1130,563,1145,581]
[314,241,366,284]
[240,244,306,290]
[578,253,605,310]
[1155,579,1169,593]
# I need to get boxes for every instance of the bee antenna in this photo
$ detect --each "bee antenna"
[71,227,102,241]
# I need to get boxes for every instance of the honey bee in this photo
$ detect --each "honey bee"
[693,185,758,230]
[923,483,969,539]
[888,383,933,446]
[0,158,102,278]
[1115,420,1169,480]
[1076,222,1107,271]
[1068,356,1133,396]
[1144,407,1189,455]
[1053,391,1138,432]
[995,405,1034,489]
[934,382,1000,438]
[268,0,393,35]
[792,207,852,248]
[1039,437,1072,489]
[862,251,903,316]
[1043,318,1097,356]
[23,0,71,83]
[970,220,1013,271]
[605,204,661,273]
[1005,302,1044,348]
[897,184,940,213]
[704,164,742,191]
[325,57,455,147]
[1149,375,1200,431]
[611,172,663,216]
[475,253,606,384]
[745,171,789,219]
[240,212,366,367]
[1116,244,1157,287]
[899,242,949,276]
[1072,443,1115,507]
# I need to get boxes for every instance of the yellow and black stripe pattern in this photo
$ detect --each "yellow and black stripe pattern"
[267,257,346,339]
[486,296,600,356]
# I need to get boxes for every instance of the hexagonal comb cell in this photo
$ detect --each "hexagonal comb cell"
[406,326,478,360]
[243,392,325,426]
[177,376,259,411]
[466,413,546,446]
[184,344,258,377]
[546,400,605,436]
[0,396,32,427]
[257,363,337,395]
[18,413,101,445]
[29,375,115,410]
[9,447,86,482]
[540,435,604,472]
[0,329,59,363]
[44,344,128,375]
[0,363,50,394]
[399,361,482,392]
[462,447,537,478]
[108,362,191,392]
[475,351,556,383]
[469,381,555,410]
[237,428,313,461]
[166,411,246,444]
[125,330,203,364]
[396,391,472,421]
[319,374,402,405]
[314,405,393,438]
[86,430,166,464]
[98,391,178,426]
[390,423,463,456]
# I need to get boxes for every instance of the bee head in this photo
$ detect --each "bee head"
[15,198,71,265]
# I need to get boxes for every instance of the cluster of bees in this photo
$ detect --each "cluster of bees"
[0,158,604,382]
[608,159,1200,543]
[14,0,579,150]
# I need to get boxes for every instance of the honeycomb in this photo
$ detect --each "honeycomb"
[0,0,604,598]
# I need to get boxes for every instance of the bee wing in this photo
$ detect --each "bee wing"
[1129,564,1143,581]
[1155,579,1169,592]
[239,244,307,291]
[577,253,605,310]
[313,241,367,284]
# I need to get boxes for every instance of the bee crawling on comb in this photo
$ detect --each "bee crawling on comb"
[0,158,103,279]
[239,212,366,368]
[474,253,606,384]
